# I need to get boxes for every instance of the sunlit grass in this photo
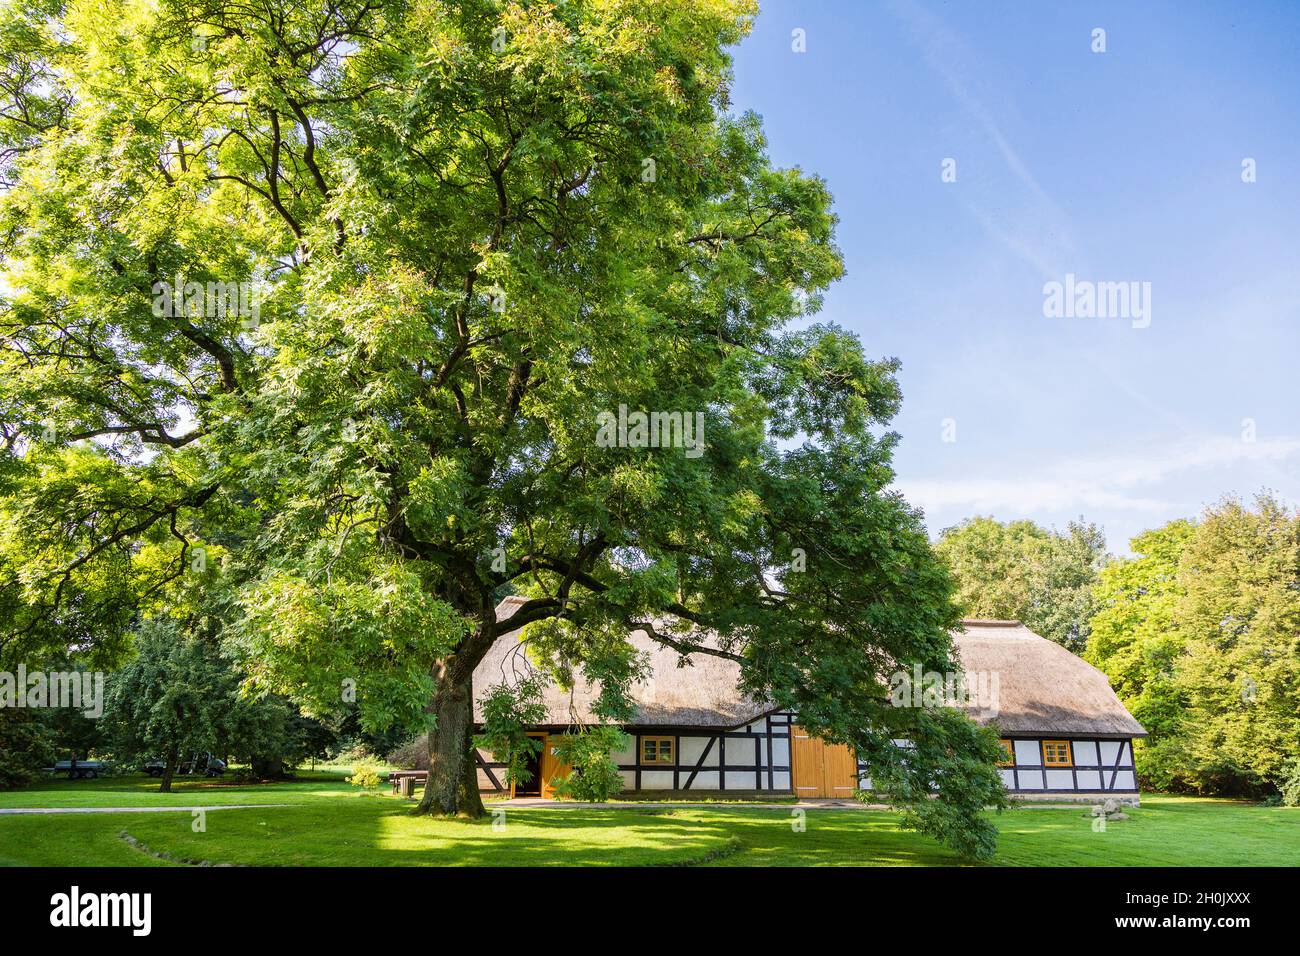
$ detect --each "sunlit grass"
[2,778,1295,867]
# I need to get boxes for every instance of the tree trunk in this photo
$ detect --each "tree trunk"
[159,744,178,793]
[414,666,485,817]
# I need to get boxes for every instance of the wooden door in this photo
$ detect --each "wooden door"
[791,725,857,798]
[822,738,858,797]
[539,734,573,799]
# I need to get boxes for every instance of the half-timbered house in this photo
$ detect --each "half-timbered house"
[471,597,1145,802]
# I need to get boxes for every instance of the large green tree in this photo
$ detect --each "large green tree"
[104,622,231,791]
[936,516,1105,652]
[0,0,1006,856]
[1085,520,1195,789]
[1087,497,1300,796]
[1173,496,1300,795]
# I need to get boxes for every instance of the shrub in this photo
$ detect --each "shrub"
[386,734,428,770]
[0,709,56,789]
[552,727,628,803]
[348,763,382,789]
[332,740,379,767]
[1280,761,1300,808]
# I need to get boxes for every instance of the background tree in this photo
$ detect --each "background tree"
[0,707,56,789]
[936,516,1105,652]
[0,0,1007,856]
[104,623,243,792]
[1085,520,1195,789]
[103,621,299,790]
[1173,495,1300,796]
[1087,496,1300,796]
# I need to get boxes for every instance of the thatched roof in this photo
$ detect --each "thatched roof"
[953,620,1146,738]
[472,599,1145,737]
[472,597,767,727]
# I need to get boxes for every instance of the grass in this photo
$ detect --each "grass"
[1,776,1296,867]
[0,771,358,808]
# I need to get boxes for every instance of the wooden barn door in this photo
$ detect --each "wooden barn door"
[539,735,573,799]
[791,726,858,798]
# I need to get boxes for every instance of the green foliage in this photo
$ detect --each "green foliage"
[552,726,629,802]
[1173,495,1300,796]
[103,623,242,773]
[937,517,1105,651]
[1086,520,1195,789]
[333,740,382,767]
[103,620,311,785]
[860,710,1010,862]
[347,764,382,789]
[0,0,1005,856]
[475,676,548,788]
[231,566,468,735]
[1280,761,1300,808]
[0,706,56,789]
[1087,495,1300,797]
[385,734,428,771]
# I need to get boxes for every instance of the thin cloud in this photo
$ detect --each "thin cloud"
[897,435,1300,515]
[889,0,1079,280]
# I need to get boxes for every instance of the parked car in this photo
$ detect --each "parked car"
[46,759,108,780]
[143,752,227,778]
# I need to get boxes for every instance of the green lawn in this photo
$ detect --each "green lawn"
[1,776,1295,867]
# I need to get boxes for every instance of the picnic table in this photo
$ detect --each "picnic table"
[388,770,426,796]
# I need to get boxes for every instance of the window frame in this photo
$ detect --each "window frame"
[639,735,675,766]
[996,739,1015,767]
[1041,739,1073,767]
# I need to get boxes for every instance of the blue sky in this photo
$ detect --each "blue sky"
[729,0,1300,554]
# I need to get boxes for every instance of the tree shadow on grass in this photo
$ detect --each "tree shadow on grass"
[107,799,740,867]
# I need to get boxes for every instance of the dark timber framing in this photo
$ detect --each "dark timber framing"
[621,710,794,792]
[996,736,1137,794]
[475,719,1137,797]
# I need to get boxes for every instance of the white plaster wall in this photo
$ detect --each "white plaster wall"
[688,771,719,790]
[678,735,719,766]
[639,770,674,790]
[1017,770,1044,790]
[1075,770,1102,790]
[1045,769,1074,789]
[727,737,756,764]
[1014,740,1040,765]
[1073,740,1099,765]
